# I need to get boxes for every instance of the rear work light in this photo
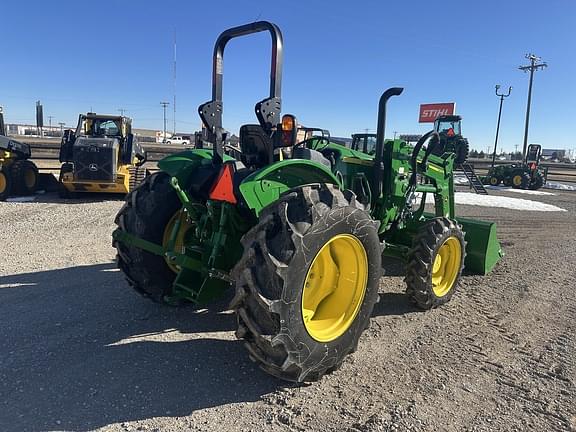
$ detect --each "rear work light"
[209,163,237,204]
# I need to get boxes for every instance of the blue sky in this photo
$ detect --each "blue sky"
[1,0,574,152]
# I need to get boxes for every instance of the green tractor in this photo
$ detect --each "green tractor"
[483,144,547,190]
[430,115,469,165]
[0,109,40,201]
[112,22,502,382]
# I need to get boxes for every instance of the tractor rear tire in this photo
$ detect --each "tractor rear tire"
[529,174,544,190]
[128,166,148,192]
[511,172,530,189]
[454,138,469,165]
[10,160,39,195]
[114,172,182,303]
[231,184,381,382]
[0,166,12,201]
[405,217,466,310]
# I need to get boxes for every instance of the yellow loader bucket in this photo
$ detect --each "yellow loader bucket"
[456,217,504,275]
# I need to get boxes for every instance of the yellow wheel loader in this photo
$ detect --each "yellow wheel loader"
[58,113,147,197]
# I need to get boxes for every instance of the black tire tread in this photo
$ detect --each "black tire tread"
[10,159,39,195]
[231,184,380,382]
[405,217,466,310]
[113,171,180,303]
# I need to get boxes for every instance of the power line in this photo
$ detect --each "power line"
[519,53,547,158]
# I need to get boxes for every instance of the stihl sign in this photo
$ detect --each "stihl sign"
[419,103,456,123]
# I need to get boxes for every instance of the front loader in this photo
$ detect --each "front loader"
[113,21,503,382]
[58,113,148,197]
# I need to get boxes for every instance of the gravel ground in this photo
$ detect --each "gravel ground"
[0,189,575,432]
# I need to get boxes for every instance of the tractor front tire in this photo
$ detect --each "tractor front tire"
[0,166,13,201]
[10,160,39,195]
[405,217,466,310]
[488,175,502,186]
[231,184,381,382]
[114,172,182,303]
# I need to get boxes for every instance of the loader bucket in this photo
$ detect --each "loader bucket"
[456,216,503,275]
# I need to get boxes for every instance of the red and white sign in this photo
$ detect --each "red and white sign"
[418,103,456,123]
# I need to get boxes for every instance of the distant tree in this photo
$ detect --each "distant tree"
[511,151,523,160]
[469,149,479,158]
[478,150,485,158]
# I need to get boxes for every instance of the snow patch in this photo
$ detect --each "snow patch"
[485,186,555,196]
[416,192,565,212]
[543,181,576,191]
[455,192,565,212]
[5,196,37,202]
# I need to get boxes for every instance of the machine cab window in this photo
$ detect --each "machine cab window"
[434,117,461,136]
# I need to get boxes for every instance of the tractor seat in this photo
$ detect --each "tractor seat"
[239,124,273,169]
[292,147,332,168]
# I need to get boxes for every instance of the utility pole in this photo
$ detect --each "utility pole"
[519,53,547,158]
[491,85,512,169]
[48,115,53,130]
[118,108,127,116]
[58,122,65,136]
[173,29,177,136]
[160,101,170,143]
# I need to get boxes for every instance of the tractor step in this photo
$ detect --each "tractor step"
[457,162,488,194]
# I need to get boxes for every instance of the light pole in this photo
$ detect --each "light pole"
[519,54,547,158]
[160,101,170,143]
[491,85,512,169]
[58,122,65,136]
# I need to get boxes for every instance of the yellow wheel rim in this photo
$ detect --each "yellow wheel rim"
[490,177,498,186]
[0,172,6,193]
[512,175,523,186]
[302,234,368,343]
[432,237,462,297]
[24,168,36,189]
[162,209,192,273]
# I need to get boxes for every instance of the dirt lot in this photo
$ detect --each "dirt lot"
[1,188,575,432]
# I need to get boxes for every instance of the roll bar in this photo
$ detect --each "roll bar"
[198,21,284,164]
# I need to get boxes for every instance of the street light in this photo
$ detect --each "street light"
[491,85,512,169]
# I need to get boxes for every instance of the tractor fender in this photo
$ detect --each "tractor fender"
[238,159,342,215]
[157,149,234,185]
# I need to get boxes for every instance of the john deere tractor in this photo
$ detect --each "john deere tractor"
[483,144,547,190]
[0,109,39,201]
[58,113,147,197]
[431,115,469,164]
[113,22,502,382]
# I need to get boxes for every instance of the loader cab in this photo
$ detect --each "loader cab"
[58,113,147,196]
